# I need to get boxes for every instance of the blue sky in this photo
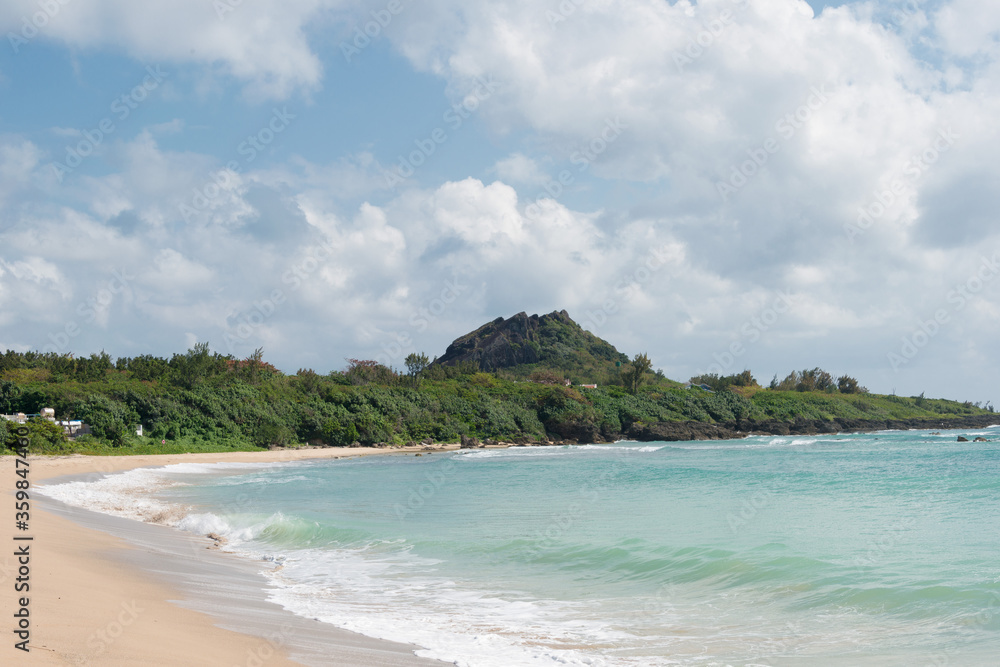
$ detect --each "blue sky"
[1,0,998,406]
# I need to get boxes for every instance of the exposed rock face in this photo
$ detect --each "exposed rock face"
[432,310,627,373]
[974,437,989,442]
[958,436,970,442]
[460,435,480,449]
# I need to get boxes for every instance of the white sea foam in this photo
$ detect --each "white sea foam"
[455,448,568,460]
[36,461,292,525]
[174,511,306,546]
[665,437,821,451]
[36,466,184,524]
[457,444,666,461]
[574,444,665,453]
[259,543,635,667]
[214,474,311,486]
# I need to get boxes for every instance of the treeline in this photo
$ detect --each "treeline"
[0,347,993,454]
[0,346,718,452]
[689,368,867,394]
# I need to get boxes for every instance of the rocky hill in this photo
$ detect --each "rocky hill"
[432,310,629,379]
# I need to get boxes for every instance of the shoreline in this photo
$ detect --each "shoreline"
[1,446,458,667]
[3,426,997,665]
[606,414,1000,444]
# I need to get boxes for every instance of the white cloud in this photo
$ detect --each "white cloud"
[492,153,547,185]
[2,1,1000,403]
[0,0,342,99]
[0,135,42,205]
[934,0,1000,57]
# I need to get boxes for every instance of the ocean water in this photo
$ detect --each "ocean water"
[40,429,1000,666]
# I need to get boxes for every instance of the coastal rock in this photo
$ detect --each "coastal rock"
[617,416,1000,444]
[974,437,988,442]
[206,533,228,550]
[546,420,601,444]
[460,435,480,449]
[957,436,969,442]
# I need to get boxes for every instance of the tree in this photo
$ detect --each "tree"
[345,359,398,386]
[169,342,219,389]
[732,369,758,388]
[528,369,563,385]
[776,371,800,391]
[296,368,322,394]
[690,370,758,392]
[404,352,430,387]
[0,380,22,413]
[837,375,860,394]
[73,395,138,447]
[624,353,652,394]
[794,368,834,392]
[119,354,171,382]
[18,417,69,452]
[321,413,360,447]
[689,373,721,390]
[252,418,294,448]
[240,347,265,385]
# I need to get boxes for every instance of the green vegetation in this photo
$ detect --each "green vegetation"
[0,346,993,455]
[623,353,652,394]
[431,310,635,385]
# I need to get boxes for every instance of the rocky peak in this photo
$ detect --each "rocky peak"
[432,310,626,375]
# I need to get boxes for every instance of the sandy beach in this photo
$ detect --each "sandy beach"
[0,446,459,666]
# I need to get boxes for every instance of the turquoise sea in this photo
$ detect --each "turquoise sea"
[43,429,1000,665]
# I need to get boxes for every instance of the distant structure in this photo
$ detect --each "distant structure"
[684,383,715,393]
[580,384,598,389]
[57,420,91,437]
[1,408,92,437]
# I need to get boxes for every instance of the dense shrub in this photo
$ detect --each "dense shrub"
[0,347,992,453]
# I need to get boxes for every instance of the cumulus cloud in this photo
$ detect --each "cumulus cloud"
[354,0,1000,393]
[0,135,42,207]
[934,0,1000,57]
[492,153,548,185]
[2,0,999,403]
[0,0,341,99]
